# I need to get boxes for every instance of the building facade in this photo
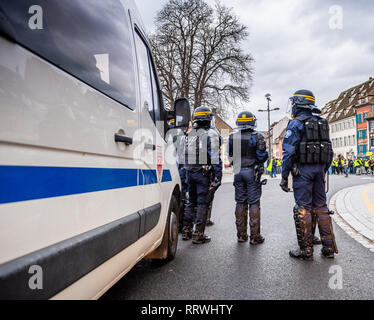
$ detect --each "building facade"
[367,111,374,153]
[321,77,374,158]
[270,116,289,159]
[354,104,373,156]
[329,116,356,158]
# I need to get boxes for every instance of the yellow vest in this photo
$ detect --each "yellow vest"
[267,160,273,172]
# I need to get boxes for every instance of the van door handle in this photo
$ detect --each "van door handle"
[114,133,133,145]
[145,143,156,151]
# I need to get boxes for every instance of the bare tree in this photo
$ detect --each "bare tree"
[150,0,254,119]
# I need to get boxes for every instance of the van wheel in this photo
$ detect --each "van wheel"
[147,195,179,263]
[166,196,179,261]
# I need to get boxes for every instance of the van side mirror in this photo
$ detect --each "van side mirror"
[173,98,191,128]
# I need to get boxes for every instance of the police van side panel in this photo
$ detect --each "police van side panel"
[0,0,179,300]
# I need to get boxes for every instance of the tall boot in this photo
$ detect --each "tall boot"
[179,198,186,233]
[193,208,211,244]
[182,223,193,241]
[235,203,248,242]
[311,211,322,245]
[206,203,214,226]
[313,207,338,258]
[249,202,265,245]
[182,207,194,241]
[289,205,314,261]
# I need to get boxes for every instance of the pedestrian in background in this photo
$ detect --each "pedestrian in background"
[343,157,349,177]
[348,158,354,175]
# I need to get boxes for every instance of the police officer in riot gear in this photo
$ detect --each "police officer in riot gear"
[170,118,191,232]
[183,106,222,244]
[229,111,268,244]
[280,90,338,260]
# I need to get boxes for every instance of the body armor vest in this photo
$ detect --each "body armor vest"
[184,127,210,170]
[232,130,258,169]
[297,115,332,165]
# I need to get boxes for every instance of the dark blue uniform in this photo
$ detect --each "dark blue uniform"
[282,112,333,210]
[282,109,337,259]
[172,131,189,230]
[183,124,222,242]
[229,129,268,243]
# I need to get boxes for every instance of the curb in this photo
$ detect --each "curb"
[329,186,374,253]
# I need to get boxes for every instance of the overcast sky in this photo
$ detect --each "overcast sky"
[135,0,374,130]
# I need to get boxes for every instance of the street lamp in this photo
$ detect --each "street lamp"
[258,93,280,160]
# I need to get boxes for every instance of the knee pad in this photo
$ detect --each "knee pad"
[249,201,260,215]
[312,206,329,216]
[294,205,309,216]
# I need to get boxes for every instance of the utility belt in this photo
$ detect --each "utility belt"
[241,163,256,169]
[186,165,211,174]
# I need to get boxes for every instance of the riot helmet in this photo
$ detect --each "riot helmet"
[286,89,321,119]
[235,111,257,130]
[192,106,213,125]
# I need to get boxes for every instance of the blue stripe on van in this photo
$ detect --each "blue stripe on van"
[0,166,172,205]
[161,169,172,183]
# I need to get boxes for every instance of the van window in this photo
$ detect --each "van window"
[150,61,163,131]
[134,30,164,135]
[0,0,137,109]
[134,31,155,121]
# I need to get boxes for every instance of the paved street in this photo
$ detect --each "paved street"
[335,183,374,242]
[102,175,374,300]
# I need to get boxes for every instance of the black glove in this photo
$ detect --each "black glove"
[291,164,301,177]
[280,177,290,193]
[210,177,221,190]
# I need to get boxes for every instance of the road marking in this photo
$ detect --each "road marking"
[362,186,374,215]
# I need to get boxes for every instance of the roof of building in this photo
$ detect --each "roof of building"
[213,113,233,133]
[320,77,374,123]
[366,111,374,121]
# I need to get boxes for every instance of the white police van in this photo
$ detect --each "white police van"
[0,0,190,299]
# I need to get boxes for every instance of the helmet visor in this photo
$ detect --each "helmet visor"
[286,97,294,118]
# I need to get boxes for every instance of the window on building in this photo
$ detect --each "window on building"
[357,113,362,123]
[369,120,374,131]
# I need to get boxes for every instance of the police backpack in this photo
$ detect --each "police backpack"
[297,115,332,165]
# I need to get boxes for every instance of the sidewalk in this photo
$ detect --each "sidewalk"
[330,183,374,252]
